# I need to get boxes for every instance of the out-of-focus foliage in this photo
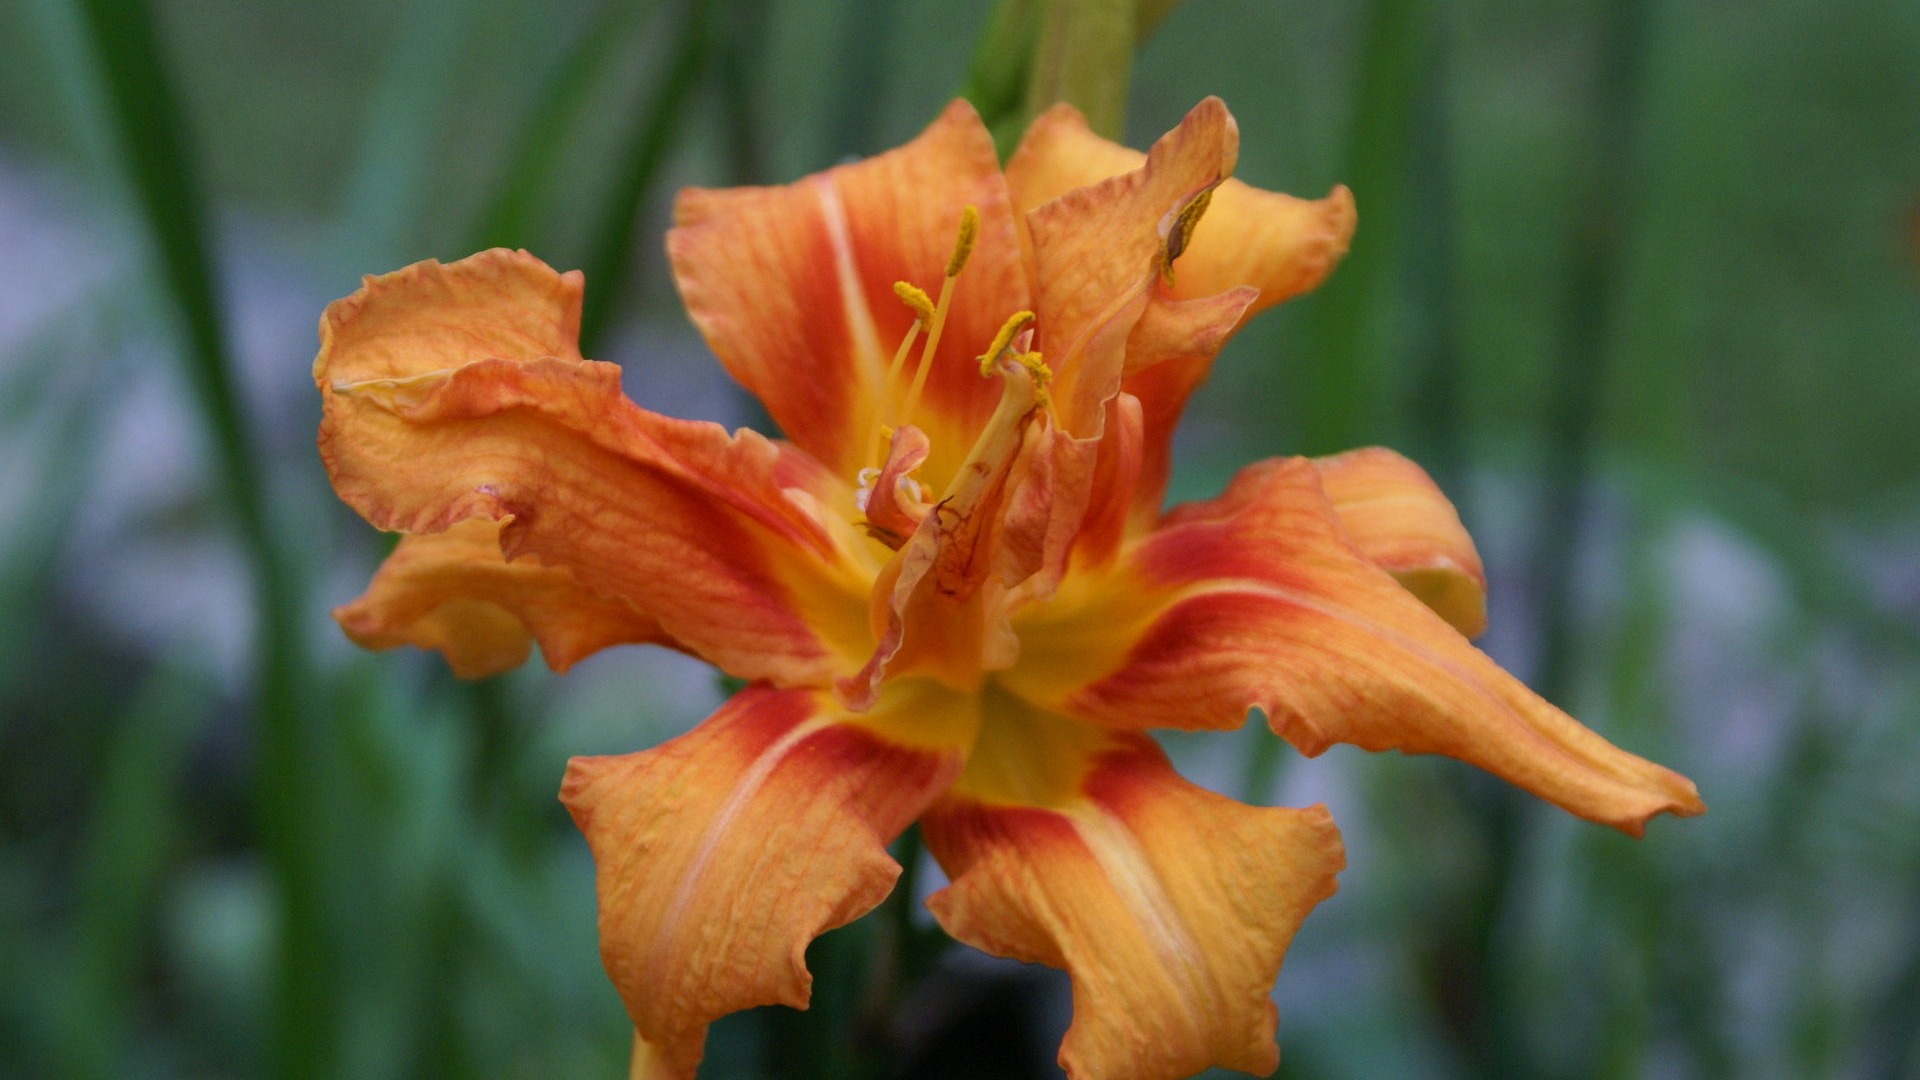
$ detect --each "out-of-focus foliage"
[0,0,1916,1078]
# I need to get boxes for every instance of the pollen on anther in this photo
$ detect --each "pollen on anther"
[946,205,980,278]
[892,281,935,324]
[1160,187,1216,285]
[977,310,1036,376]
[1017,351,1053,408]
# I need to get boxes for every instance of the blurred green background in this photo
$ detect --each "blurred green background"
[2,0,1918,1077]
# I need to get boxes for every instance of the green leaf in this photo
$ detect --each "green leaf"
[54,660,211,1079]
[469,0,653,252]
[68,1,328,1075]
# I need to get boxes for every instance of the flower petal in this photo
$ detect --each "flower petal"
[838,344,1106,707]
[335,517,671,678]
[311,246,584,382]
[922,699,1343,1080]
[1068,393,1144,571]
[839,358,1049,703]
[860,424,933,546]
[1108,287,1256,527]
[561,680,975,1075]
[668,100,1029,481]
[1010,456,1703,836]
[1008,102,1356,524]
[1008,103,1356,321]
[1312,447,1487,636]
[317,251,874,686]
[1024,98,1240,439]
[629,1031,694,1080]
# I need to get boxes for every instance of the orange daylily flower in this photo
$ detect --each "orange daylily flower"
[316,98,1703,1080]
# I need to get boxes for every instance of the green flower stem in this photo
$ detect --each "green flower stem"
[1025,0,1136,139]
[963,0,1044,151]
[1487,1,1652,1076]
[1402,20,1465,492]
[70,1,327,1076]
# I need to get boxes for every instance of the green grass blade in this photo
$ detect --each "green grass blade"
[468,0,652,252]
[822,0,897,158]
[54,660,210,1079]
[1528,0,1654,703]
[713,0,771,184]
[68,1,329,1076]
[576,0,715,353]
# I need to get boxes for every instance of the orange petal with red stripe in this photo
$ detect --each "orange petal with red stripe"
[668,100,1029,481]
[1011,456,1703,836]
[316,251,873,686]
[922,701,1343,1080]
[1106,287,1256,528]
[561,680,977,1077]
[335,517,670,678]
[1312,447,1487,636]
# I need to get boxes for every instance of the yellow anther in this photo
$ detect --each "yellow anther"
[1015,351,1051,388]
[1160,187,1215,285]
[946,205,980,278]
[1016,351,1053,409]
[977,310,1036,376]
[892,280,935,324]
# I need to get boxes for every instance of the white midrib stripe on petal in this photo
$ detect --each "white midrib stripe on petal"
[1069,804,1219,1036]
[814,177,886,392]
[646,713,835,978]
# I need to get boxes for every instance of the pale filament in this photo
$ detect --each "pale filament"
[862,206,978,474]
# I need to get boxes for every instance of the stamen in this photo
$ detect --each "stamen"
[977,311,1037,376]
[865,206,984,470]
[1015,351,1053,409]
[946,205,980,278]
[853,467,883,512]
[898,212,975,431]
[866,286,928,468]
[1159,187,1215,285]
[892,281,935,324]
